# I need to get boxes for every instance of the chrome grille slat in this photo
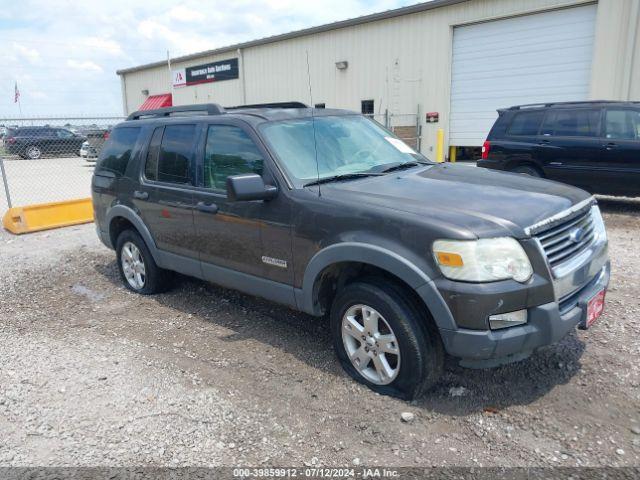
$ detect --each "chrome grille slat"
[544,223,595,256]
[534,207,595,270]
[537,215,587,242]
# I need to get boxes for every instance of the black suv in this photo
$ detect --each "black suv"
[4,126,86,159]
[478,101,640,197]
[92,103,609,399]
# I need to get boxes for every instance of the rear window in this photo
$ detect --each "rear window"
[97,127,141,176]
[541,109,601,137]
[507,111,545,136]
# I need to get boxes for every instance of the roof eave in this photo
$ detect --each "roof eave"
[116,0,468,75]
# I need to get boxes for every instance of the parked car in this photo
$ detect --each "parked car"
[92,103,609,399]
[4,126,86,159]
[477,101,640,197]
[80,128,110,161]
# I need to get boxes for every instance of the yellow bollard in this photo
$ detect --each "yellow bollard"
[449,145,457,163]
[436,128,444,163]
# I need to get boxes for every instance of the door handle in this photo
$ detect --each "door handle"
[133,190,149,200]
[537,140,551,146]
[604,143,618,150]
[196,201,218,214]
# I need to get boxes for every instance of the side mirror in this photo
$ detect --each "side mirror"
[226,173,278,202]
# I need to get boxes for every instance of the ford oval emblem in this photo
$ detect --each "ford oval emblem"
[569,227,585,244]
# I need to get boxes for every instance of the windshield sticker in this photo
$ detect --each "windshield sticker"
[385,136,416,154]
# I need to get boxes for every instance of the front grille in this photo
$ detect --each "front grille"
[535,207,595,269]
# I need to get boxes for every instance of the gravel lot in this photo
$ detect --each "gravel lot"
[1,197,639,468]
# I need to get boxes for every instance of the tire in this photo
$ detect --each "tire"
[511,164,542,177]
[331,279,443,400]
[25,145,42,160]
[115,229,172,295]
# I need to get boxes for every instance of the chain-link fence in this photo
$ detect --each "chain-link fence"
[0,112,422,216]
[368,111,422,151]
[0,116,123,213]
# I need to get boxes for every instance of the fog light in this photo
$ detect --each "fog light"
[489,309,527,330]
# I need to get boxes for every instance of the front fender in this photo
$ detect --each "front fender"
[296,242,456,330]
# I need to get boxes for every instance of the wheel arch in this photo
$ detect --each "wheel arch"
[106,205,160,263]
[505,159,545,177]
[298,243,456,330]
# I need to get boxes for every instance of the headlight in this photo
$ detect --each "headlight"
[433,237,533,283]
[591,205,607,243]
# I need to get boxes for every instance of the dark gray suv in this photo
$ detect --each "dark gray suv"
[92,103,610,399]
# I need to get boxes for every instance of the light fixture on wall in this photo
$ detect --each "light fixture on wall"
[335,61,348,70]
[141,89,149,96]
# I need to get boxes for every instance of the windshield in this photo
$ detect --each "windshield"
[260,115,430,187]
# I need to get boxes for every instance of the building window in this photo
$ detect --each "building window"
[315,103,326,109]
[361,100,374,115]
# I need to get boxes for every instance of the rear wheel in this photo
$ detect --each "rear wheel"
[331,280,443,399]
[511,164,542,177]
[116,229,172,294]
[25,145,42,159]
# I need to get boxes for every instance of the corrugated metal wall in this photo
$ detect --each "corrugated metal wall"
[120,0,638,155]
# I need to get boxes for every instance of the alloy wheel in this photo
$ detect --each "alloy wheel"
[341,304,401,385]
[121,241,146,290]
[26,146,41,159]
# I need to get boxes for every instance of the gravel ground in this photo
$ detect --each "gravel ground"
[1,197,639,468]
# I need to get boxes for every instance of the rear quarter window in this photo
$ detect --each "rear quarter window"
[507,111,545,136]
[97,127,141,176]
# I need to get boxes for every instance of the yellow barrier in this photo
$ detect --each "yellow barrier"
[435,128,444,162]
[449,145,457,163]
[2,198,94,235]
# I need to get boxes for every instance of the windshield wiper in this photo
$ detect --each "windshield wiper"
[378,160,429,174]
[303,172,384,187]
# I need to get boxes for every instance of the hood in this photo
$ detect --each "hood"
[322,164,591,238]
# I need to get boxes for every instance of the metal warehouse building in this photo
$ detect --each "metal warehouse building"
[117,0,640,159]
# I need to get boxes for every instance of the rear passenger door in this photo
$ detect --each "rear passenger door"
[536,108,603,190]
[598,107,640,195]
[136,123,200,264]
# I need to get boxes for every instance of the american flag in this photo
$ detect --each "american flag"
[14,82,20,103]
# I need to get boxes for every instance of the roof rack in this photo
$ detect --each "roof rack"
[126,103,225,121]
[225,101,309,110]
[508,100,640,110]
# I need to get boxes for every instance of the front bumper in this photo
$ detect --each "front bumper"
[438,261,610,363]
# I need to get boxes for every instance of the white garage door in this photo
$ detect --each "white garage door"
[449,5,597,146]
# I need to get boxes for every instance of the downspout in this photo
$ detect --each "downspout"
[238,48,247,104]
[622,0,640,99]
[119,74,129,116]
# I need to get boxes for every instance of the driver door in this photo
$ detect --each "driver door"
[192,120,294,287]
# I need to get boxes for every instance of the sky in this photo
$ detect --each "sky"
[0,0,418,118]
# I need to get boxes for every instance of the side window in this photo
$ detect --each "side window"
[144,127,164,181]
[157,124,196,184]
[204,125,264,192]
[541,109,601,137]
[56,129,74,138]
[97,127,141,176]
[507,111,545,136]
[605,109,640,140]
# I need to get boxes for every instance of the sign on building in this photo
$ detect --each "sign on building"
[173,58,239,88]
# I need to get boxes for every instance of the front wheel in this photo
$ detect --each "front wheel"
[331,280,443,399]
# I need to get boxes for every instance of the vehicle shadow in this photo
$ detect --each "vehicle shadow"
[596,195,640,215]
[94,260,586,413]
